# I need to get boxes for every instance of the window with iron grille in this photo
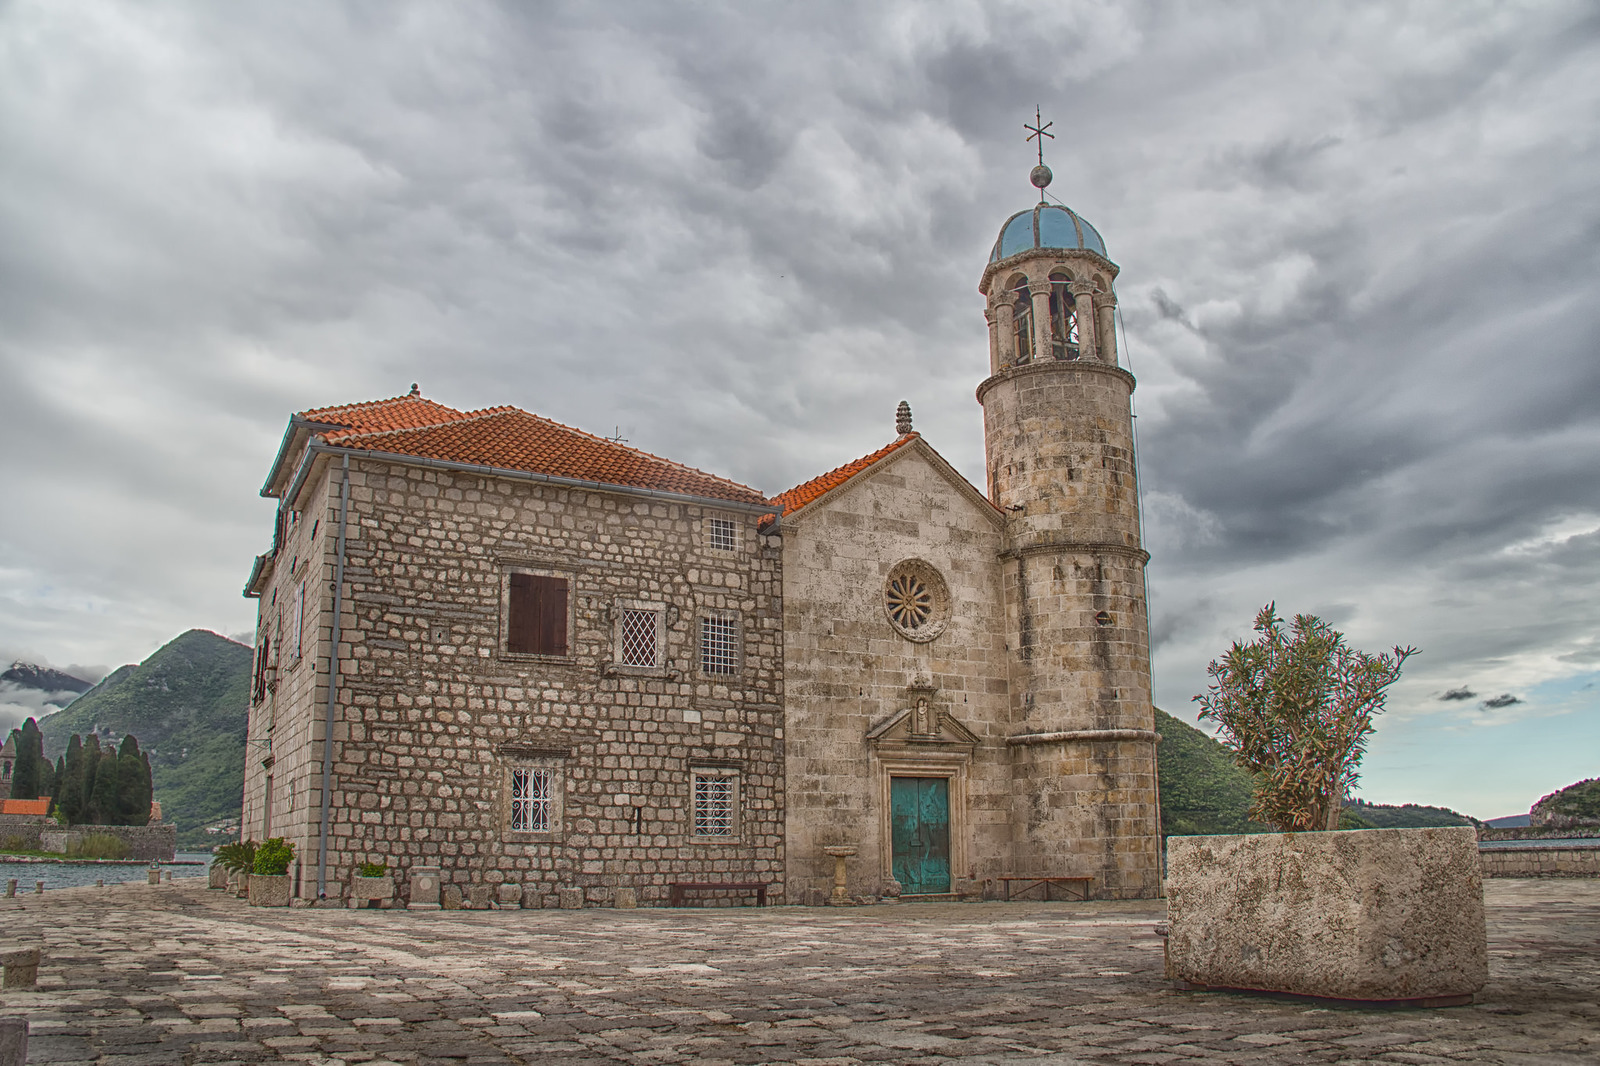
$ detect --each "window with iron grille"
[707,516,738,553]
[510,767,552,832]
[700,615,739,675]
[693,773,735,836]
[620,608,658,667]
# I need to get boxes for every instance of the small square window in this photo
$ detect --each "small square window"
[700,615,739,675]
[510,767,553,832]
[693,773,736,836]
[620,608,658,667]
[707,517,738,553]
[505,571,569,656]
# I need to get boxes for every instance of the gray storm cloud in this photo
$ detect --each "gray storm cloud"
[0,0,1597,816]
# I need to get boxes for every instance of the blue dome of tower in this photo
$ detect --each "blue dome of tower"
[989,203,1107,263]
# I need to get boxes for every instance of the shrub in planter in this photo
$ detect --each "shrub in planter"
[248,838,295,907]
[1164,605,1485,1004]
[350,861,394,909]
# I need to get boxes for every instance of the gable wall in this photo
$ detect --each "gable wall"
[781,449,1011,900]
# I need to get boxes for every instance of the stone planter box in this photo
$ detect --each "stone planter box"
[208,864,230,890]
[248,873,291,908]
[349,876,394,909]
[1166,827,1487,1004]
[231,872,250,898]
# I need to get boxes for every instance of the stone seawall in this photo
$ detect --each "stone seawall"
[1480,846,1600,878]
[9,826,179,862]
[1479,826,1600,842]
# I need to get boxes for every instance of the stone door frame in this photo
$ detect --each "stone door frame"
[872,752,970,889]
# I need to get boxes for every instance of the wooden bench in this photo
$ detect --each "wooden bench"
[997,875,1094,902]
[667,881,769,908]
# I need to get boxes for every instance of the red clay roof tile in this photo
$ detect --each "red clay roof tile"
[311,396,766,505]
[764,434,922,522]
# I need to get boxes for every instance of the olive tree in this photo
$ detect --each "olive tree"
[1194,604,1416,833]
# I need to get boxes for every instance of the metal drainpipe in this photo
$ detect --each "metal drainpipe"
[317,454,351,901]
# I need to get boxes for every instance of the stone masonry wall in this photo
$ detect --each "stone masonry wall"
[249,454,784,906]
[1479,846,1600,878]
[782,446,1012,901]
[980,359,1162,899]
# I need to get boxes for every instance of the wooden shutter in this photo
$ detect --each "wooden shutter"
[533,576,568,655]
[508,574,568,655]
[508,573,537,654]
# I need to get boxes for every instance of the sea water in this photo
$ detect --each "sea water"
[0,852,212,890]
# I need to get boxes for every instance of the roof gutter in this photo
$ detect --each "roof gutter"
[282,442,776,515]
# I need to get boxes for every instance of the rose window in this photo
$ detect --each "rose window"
[886,574,934,630]
[882,560,949,643]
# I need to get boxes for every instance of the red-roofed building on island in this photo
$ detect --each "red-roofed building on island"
[241,170,1160,907]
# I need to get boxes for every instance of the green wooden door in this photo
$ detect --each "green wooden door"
[890,776,951,894]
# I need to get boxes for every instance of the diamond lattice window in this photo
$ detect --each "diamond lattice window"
[708,517,738,553]
[621,609,658,667]
[510,767,552,832]
[693,774,734,836]
[700,616,739,675]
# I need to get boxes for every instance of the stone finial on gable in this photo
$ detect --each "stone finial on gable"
[896,400,913,436]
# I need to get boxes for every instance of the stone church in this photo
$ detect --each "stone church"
[241,173,1161,906]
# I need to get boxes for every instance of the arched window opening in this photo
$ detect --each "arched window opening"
[1011,280,1033,363]
[1049,274,1079,360]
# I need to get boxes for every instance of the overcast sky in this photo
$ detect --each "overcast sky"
[2,1,1596,818]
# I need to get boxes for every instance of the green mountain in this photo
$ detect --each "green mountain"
[1155,707,1269,836]
[1154,707,1476,836]
[1531,776,1600,827]
[40,630,249,848]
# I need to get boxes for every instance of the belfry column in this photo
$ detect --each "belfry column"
[1071,281,1098,364]
[996,300,1017,367]
[984,307,1001,375]
[1029,281,1053,364]
[1097,292,1118,365]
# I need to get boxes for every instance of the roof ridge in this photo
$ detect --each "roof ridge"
[511,408,767,496]
[322,405,518,443]
[302,392,462,422]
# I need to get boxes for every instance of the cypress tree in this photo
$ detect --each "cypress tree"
[57,735,84,825]
[116,735,152,826]
[50,756,65,817]
[79,736,101,820]
[86,752,119,826]
[8,719,42,800]
[37,753,54,806]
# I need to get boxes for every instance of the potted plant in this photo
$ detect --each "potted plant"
[213,840,256,896]
[349,861,394,909]
[248,838,295,907]
[1165,604,1487,1005]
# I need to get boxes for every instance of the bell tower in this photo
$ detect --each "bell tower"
[979,121,1160,899]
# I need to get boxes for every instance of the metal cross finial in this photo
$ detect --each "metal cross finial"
[1024,106,1054,166]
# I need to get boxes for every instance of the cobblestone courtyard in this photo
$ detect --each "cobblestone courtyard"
[1,878,1595,1065]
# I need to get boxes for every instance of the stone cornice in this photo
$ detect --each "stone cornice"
[999,540,1151,566]
[975,359,1136,404]
[1006,729,1161,746]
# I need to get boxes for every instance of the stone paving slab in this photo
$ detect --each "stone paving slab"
[0,878,1594,1064]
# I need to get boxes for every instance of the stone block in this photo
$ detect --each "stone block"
[408,866,441,910]
[248,874,292,908]
[468,885,492,910]
[441,884,463,910]
[1166,828,1487,1003]
[613,886,637,909]
[0,1018,25,1066]
[208,864,230,890]
[351,875,394,908]
[147,868,161,885]
[0,947,40,990]
[559,887,583,910]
